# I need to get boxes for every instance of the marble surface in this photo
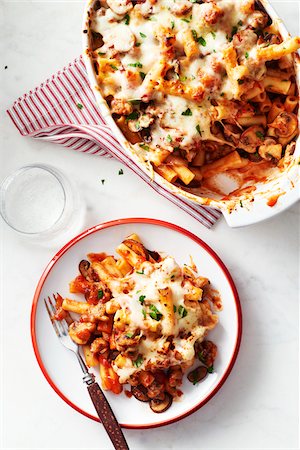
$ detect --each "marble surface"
[1,1,299,449]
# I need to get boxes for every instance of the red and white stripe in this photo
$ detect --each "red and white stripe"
[7,56,222,228]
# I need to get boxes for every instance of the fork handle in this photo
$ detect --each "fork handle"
[87,382,129,450]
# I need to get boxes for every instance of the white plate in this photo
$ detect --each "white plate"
[31,218,242,429]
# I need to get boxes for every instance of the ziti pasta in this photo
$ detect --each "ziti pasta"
[54,234,220,412]
[86,0,300,197]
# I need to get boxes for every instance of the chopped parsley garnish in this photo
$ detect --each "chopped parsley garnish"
[191,30,206,46]
[136,269,145,274]
[135,42,141,47]
[256,131,265,139]
[110,64,118,70]
[101,179,105,185]
[198,36,206,46]
[133,355,143,368]
[4,66,8,69]
[245,52,249,59]
[166,134,173,142]
[76,103,83,110]
[142,309,146,319]
[196,124,202,136]
[171,20,175,29]
[173,305,177,312]
[237,79,244,85]
[170,274,175,280]
[118,169,124,175]
[98,52,105,56]
[181,18,191,23]
[149,304,163,321]
[182,108,192,116]
[178,305,188,318]
[126,111,139,121]
[220,92,225,97]
[139,295,146,305]
[129,99,142,104]
[126,332,134,338]
[240,200,243,208]
[97,289,104,299]
[140,32,147,38]
[231,25,238,36]
[207,365,214,374]
[139,71,146,80]
[124,14,130,25]
[128,61,143,68]
[238,20,243,26]
[139,143,149,151]
[198,351,206,363]
[211,31,216,39]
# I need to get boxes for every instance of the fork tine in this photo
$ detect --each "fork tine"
[47,296,66,336]
[44,297,61,337]
[50,294,69,336]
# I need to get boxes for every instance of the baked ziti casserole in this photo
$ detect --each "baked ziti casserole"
[86,0,300,200]
[54,234,220,412]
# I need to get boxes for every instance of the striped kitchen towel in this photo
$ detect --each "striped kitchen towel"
[7,55,222,228]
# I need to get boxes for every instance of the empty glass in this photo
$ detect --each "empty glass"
[0,164,85,246]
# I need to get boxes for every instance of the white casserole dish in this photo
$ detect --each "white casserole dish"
[83,0,300,227]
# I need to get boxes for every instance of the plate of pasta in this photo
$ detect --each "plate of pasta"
[84,0,300,227]
[31,218,241,428]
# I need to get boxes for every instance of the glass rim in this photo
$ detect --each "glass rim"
[0,164,67,235]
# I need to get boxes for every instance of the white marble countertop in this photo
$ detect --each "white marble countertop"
[1,1,299,449]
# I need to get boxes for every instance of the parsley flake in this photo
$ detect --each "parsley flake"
[118,169,124,175]
[140,32,146,38]
[101,179,105,185]
[182,108,192,116]
[97,289,104,299]
[128,61,143,68]
[245,52,249,59]
[124,14,130,25]
[126,332,134,338]
[110,64,118,70]
[139,143,149,151]
[256,131,264,139]
[196,124,202,136]
[139,71,146,80]
[76,103,83,110]
[142,309,146,319]
[198,36,206,46]
[126,111,139,121]
[149,304,162,321]
[139,295,146,305]
[171,20,175,29]
[133,355,143,368]
[136,269,145,275]
[207,365,214,374]
[178,305,188,318]
[166,134,173,142]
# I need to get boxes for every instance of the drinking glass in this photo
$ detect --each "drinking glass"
[0,164,85,246]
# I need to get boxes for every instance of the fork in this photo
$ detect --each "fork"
[44,294,129,450]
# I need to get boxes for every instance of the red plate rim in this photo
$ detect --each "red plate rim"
[31,217,242,429]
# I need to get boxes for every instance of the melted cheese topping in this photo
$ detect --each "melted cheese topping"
[107,256,218,383]
[90,0,269,161]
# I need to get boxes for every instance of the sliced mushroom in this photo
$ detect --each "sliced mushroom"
[270,112,298,138]
[79,260,91,278]
[239,125,266,153]
[187,366,208,384]
[150,394,173,413]
[131,385,150,402]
